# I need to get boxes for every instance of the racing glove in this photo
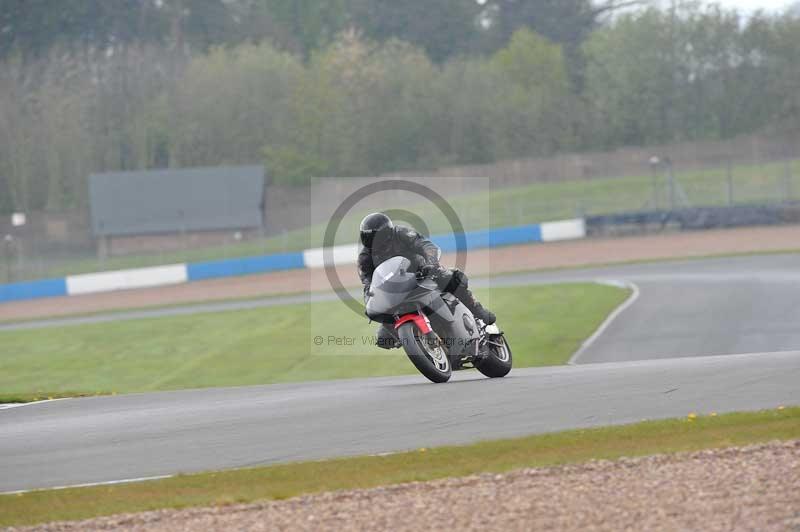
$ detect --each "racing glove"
[363,284,371,303]
[419,263,445,279]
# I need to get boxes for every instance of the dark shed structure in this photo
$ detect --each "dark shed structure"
[88,166,265,256]
[90,166,265,236]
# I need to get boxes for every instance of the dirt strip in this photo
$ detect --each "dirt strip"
[11,440,800,532]
[3,224,800,323]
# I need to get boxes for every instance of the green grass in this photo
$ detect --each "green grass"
[10,158,800,283]
[1,407,797,528]
[0,283,629,398]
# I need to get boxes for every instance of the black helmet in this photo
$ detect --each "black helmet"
[359,212,394,248]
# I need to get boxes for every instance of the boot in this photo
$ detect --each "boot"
[376,324,402,350]
[454,285,496,325]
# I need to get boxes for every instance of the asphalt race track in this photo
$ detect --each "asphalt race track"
[2,254,800,493]
[488,254,800,363]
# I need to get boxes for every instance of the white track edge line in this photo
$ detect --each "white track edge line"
[0,475,175,496]
[568,280,641,366]
[0,398,70,410]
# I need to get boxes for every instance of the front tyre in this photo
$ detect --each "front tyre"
[475,335,512,378]
[397,323,452,383]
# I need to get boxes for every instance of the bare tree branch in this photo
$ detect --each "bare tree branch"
[591,0,650,17]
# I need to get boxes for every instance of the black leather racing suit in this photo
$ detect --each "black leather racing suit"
[358,225,490,349]
[358,226,440,287]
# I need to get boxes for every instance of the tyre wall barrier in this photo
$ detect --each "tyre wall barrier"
[586,204,800,237]
[0,278,68,303]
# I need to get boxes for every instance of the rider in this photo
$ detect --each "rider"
[358,212,496,349]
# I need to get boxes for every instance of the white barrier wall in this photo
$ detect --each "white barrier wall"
[66,264,188,296]
[540,219,587,242]
[4,219,588,302]
[302,244,360,269]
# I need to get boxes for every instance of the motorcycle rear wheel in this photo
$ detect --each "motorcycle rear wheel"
[397,323,452,383]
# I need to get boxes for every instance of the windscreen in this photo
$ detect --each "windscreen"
[371,256,416,293]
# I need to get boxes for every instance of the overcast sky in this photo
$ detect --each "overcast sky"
[714,0,794,12]
[649,0,796,13]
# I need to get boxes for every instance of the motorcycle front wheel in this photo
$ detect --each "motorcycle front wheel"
[397,323,452,383]
[475,335,512,378]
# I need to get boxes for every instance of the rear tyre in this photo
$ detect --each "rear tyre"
[475,335,512,378]
[397,323,452,383]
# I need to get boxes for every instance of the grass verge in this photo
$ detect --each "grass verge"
[0,283,628,399]
[1,407,797,527]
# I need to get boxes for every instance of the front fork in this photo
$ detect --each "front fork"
[477,323,505,360]
[394,312,432,334]
[395,311,443,353]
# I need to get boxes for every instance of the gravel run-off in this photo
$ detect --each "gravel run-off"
[11,439,800,532]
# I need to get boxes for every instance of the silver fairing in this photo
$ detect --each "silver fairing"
[430,293,481,357]
[366,256,437,318]
[365,256,481,358]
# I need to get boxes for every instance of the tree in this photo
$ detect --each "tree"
[264,32,442,183]
[488,29,573,157]
[249,0,351,58]
[761,13,800,135]
[480,0,646,47]
[433,59,498,165]
[478,0,647,85]
[173,42,302,168]
[348,0,481,62]
[0,0,167,57]
[583,8,682,146]
[582,3,800,149]
[0,0,254,59]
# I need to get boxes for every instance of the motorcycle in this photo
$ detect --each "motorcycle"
[365,256,512,383]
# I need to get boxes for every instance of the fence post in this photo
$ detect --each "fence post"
[648,156,660,210]
[785,158,793,203]
[727,158,734,206]
[2,235,13,283]
[667,158,676,211]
